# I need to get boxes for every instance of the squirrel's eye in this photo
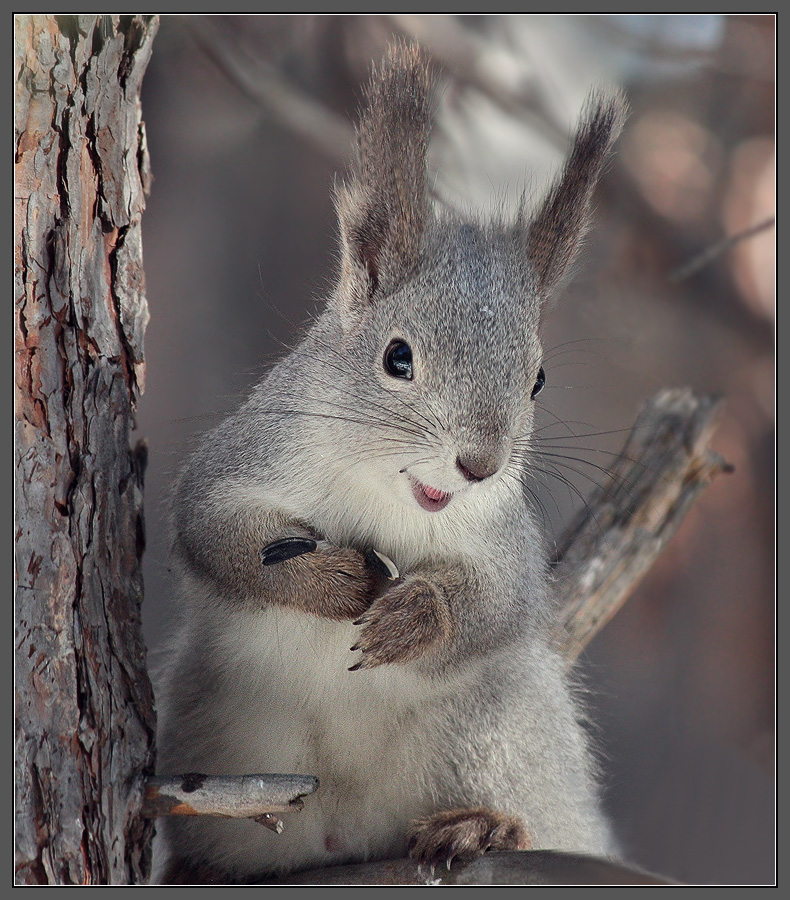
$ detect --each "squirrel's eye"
[384,340,413,380]
[531,366,545,400]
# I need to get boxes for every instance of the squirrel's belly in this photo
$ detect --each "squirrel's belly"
[196,606,443,875]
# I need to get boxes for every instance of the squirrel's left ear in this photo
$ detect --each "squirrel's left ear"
[334,42,432,327]
[522,90,628,299]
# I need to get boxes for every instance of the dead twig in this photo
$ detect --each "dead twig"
[142,773,319,833]
[669,217,775,282]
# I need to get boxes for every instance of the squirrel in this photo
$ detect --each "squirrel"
[154,42,627,884]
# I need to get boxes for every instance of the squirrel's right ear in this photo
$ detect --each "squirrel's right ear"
[523,89,628,300]
[334,42,432,327]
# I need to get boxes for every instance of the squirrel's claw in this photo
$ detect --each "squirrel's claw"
[364,548,400,580]
[261,537,318,566]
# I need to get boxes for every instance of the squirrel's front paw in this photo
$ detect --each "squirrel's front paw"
[262,538,377,621]
[408,807,531,871]
[348,576,451,670]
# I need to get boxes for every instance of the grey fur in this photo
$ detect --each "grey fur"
[155,42,627,882]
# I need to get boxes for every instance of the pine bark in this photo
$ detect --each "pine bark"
[14,14,159,884]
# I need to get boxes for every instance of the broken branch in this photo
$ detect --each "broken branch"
[142,773,319,833]
[554,388,730,661]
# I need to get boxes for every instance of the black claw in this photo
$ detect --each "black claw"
[349,643,359,652]
[427,852,444,872]
[261,537,317,566]
[348,661,363,672]
[364,547,398,579]
[484,826,500,848]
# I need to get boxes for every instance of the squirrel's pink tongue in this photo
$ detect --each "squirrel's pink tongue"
[410,477,452,512]
[423,484,448,502]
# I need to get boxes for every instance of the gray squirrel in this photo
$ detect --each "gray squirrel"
[155,43,627,883]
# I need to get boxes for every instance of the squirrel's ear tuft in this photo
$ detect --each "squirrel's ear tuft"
[334,41,433,321]
[523,89,628,299]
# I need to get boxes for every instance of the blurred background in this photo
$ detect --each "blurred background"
[136,15,774,885]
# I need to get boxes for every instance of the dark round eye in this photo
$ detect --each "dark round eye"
[384,340,413,380]
[531,366,545,400]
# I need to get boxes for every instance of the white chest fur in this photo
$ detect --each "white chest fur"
[175,604,458,875]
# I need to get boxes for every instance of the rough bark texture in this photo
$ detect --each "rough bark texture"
[15,14,159,885]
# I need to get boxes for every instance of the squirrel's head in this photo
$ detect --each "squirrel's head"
[323,42,626,515]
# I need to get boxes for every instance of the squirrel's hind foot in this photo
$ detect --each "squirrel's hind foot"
[408,807,531,871]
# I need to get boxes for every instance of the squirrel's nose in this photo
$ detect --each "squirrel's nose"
[456,453,501,483]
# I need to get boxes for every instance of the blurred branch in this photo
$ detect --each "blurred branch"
[669,216,775,282]
[386,14,570,148]
[183,17,453,208]
[186,17,353,163]
[609,170,773,353]
[553,388,730,661]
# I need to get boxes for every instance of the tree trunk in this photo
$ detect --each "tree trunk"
[14,14,159,884]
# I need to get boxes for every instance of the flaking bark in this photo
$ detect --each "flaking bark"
[15,14,159,885]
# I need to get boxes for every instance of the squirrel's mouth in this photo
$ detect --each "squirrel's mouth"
[409,477,452,512]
